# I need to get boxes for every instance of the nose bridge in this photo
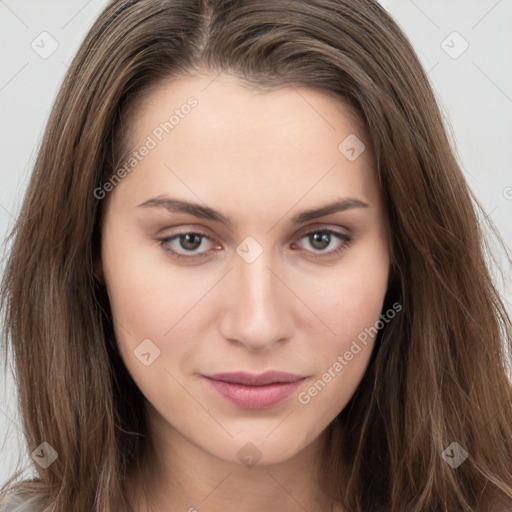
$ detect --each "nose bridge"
[220,244,291,349]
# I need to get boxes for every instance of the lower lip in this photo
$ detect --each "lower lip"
[203,377,304,409]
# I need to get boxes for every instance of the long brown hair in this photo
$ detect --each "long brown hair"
[1,1,512,511]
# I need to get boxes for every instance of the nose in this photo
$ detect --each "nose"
[218,250,293,351]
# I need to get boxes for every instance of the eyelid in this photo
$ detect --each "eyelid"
[294,223,351,238]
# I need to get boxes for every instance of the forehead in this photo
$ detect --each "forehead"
[126,73,369,153]
[106,73,381,218]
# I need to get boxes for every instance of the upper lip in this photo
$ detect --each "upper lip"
[203,370,306,386]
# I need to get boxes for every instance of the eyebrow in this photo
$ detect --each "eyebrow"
[137,195,369,227]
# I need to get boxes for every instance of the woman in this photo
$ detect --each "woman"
[1,0,511,511]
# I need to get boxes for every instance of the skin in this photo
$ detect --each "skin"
[99,73,390,512]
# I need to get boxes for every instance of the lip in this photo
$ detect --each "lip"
[202,371,306,409]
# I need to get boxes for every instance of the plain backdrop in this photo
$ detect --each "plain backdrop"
[1,0,511,486]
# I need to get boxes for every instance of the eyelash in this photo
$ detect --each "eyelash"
[157,228,353,261]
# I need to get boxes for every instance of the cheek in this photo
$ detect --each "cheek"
[310,234,390,347]
[297,237,389,412]
[102,227,224,382]
[103,221,206,340]
[102,240,199,407]
[101,225,178,357]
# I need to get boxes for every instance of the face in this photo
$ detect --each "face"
[99,73,390,467]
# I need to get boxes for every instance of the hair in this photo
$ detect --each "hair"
[1,0,512,511]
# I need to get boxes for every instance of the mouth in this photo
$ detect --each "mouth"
[201,371,306,409]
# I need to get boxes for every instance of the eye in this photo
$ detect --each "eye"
[158,231,217,260]
[157,227,352,261]
[292,228,352,259]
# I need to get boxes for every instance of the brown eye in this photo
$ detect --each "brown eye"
[293,229,352,258]
[158,231,215,260]
[158,227,352,262]
[178,233,203,251]
[308,232,332,250]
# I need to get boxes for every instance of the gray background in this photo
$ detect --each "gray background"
[1,0,511,485]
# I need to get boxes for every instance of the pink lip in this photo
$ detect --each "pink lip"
[202,371,306,409]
